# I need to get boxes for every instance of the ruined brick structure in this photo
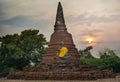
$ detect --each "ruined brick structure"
[43,2,80,65]
[8,2,116,80]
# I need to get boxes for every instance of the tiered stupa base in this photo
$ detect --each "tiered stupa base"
[8,63,115,80]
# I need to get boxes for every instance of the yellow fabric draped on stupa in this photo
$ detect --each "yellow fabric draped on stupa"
[59,47,68,57]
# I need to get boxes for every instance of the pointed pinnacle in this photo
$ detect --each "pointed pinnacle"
[54,2,66,29]
[58,2,61,5]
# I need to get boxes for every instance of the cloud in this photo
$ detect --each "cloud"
[0,15,51,28]
[0,25,25,36]
[0,3,7,20]
[79,29,104,37]
[0,0,57,21]
[0,15,53,42]
[66,13,120,26]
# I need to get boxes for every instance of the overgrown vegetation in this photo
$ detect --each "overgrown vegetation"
[0,29,47,74]
[79,47,120,73]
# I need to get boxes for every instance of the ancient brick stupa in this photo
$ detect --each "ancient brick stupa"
[43,2,80,66]
[8,2,115,80]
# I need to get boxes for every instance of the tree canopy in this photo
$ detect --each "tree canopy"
[0,29,47,74]
[80,47,120,73]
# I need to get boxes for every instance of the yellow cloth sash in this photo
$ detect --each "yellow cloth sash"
[59,47,68,57]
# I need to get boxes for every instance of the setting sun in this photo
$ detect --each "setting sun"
[86,38,94,43]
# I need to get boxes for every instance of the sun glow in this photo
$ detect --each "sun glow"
[86,37,94,43]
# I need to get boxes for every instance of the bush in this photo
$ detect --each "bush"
[80,49,120,73]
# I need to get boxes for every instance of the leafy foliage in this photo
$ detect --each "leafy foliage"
[0,29,47,74]
[80,48,120,73]
[79,46,93,58]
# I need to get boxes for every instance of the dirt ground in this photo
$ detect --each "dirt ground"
[0,76,120,82]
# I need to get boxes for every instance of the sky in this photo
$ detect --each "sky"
[0,0,120,57]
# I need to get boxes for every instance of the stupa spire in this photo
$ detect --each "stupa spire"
[54,2,67,31]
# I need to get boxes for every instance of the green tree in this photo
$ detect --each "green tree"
[79,46,93,59]
[80,48,120,73]
[0,29,47,74]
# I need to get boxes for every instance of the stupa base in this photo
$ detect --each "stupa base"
[7,64,116,80]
